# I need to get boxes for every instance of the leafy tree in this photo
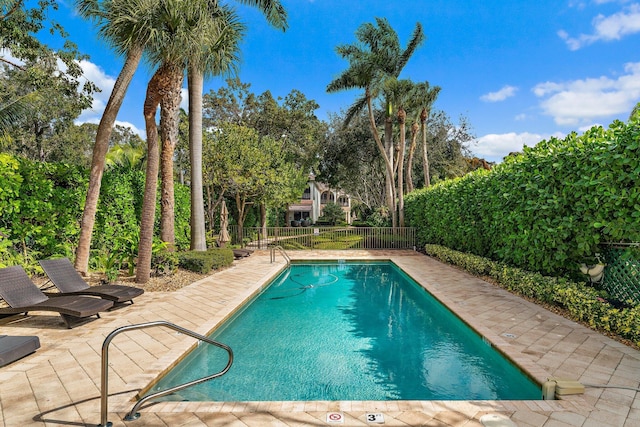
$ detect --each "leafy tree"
[319,110,385,212]
[204,123,305,240]
[320,202,345,226]
[204,79,327,174]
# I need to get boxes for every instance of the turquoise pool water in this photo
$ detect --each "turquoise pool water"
[150,261,541,401]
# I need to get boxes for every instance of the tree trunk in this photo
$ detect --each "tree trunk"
[397,107,406,227]
[420,108,431,188]
[136,65,171,284]
[159,65,184,249]
[188,66,207,251]
[406,121,419,193]
[365,89,396,227]
[260,202,267,240]
[235,193,247,247]
[384,112,397,227]
[75,45,143,275]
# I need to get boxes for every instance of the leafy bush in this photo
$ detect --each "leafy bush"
[0,154,194,272]
[407,117,640,278]
[178,248,233,274]
[320,202,345,225]
[207,248,234,269]
[0,154,87,267]
[425,244,640,346]
[178,251,215,273]
[152,250,179,276]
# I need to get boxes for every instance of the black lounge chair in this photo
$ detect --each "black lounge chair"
[232,249,253,259]
[39,258,144,305]
[0,335,40,367]
[0,265,113,328]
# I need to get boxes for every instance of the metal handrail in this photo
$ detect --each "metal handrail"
[98,320,233,427]
[270,245,291,265]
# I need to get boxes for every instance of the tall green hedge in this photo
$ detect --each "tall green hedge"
[0,154,191,269]
[406,117,640,277]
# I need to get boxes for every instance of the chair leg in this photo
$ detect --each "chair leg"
[60,314,73,329]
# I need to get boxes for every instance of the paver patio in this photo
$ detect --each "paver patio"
[1,250,638,426]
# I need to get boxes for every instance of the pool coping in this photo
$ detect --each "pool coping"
[110,252,595,417]
[1,249,638,426]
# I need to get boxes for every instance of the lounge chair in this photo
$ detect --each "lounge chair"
[39,258,144,305]
[0,265,113,328]
[0,335,40,367]
[232,249,253,260]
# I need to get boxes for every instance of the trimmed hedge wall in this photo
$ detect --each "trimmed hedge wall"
[406,118,640,278]
[425,244,640,346]
[0,154,191,270]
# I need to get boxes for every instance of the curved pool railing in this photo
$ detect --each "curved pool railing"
[98,320,233,427]
[270,245,291,265]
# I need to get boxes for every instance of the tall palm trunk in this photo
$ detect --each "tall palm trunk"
[365,90,395,228]
[188,66,207,251]
[384,112,397,227]
[406,121,419,193]
[420,108,431,188]
[75,45,143,274]
[137,65,172,284]
[159,65,184,249]
[397,107,406,227]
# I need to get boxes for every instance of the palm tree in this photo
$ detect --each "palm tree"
[74,0,159,275]
[186,0,286,251]
[327,18,424,227]
[136,0,287,282]
[404,81,440,190]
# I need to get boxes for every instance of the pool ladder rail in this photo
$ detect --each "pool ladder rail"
[270,245,291,266]
[98,321,233,427]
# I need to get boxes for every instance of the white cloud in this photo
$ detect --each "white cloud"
[533,62,640,125]
[472,132,554,162]
[559,3,640,50]
[180,88,189,111]
[115,120,145,138]
[480,85,518,102]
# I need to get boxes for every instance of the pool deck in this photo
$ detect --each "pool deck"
[1,250,639,426]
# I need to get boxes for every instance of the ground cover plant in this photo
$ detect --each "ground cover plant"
[425,244,640,347]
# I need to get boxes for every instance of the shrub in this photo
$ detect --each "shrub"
[425,244,640,346]
[207,248,234,269]
[407,118,640,278]
[178,251,215,274]
[152,250,179,276]
[177,248,234,274]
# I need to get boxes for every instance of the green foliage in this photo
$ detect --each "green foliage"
[177,248,233,274]
[320,202,345,225]
[152,250,179,276]
[0,154,192,272]
[425,244,640,346]
[407,117,640,277]
[0,155,87,266]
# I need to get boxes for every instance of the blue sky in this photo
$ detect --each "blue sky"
[44,0,640,162]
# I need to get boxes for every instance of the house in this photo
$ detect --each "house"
[286,173,351,226]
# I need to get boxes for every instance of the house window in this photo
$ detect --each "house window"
[302,187,311,200]
[338,196,349,207]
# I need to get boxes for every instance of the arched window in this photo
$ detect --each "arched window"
[321,191,334,204]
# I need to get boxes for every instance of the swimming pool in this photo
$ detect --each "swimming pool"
[148,261,541,401]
